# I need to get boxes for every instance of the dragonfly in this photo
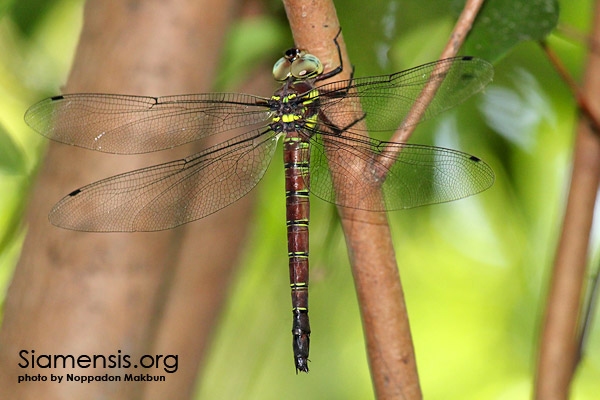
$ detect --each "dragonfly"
[25,30,494,373]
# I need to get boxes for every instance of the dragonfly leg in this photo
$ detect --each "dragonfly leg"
[315,28,345,82]
[318,109,367,136]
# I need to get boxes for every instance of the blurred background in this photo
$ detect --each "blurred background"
[0,0,599,399]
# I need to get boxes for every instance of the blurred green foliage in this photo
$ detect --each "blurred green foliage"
[0,0,599,399]
[0,0,82,297]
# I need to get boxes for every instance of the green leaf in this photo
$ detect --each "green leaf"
[461,0,559,62]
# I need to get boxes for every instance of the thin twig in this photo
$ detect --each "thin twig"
[555,23,600,58]
[540,40,600,132]
[384,0,485,151]
[535,2,600,399]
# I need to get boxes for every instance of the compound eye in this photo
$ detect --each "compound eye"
[273,48,307,81]
[273,56,292,81]
[291,54,323,79]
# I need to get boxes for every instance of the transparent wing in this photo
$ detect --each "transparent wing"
[316,57,494,133]
[25,93,272,154]
[309,130,494,210]
[50,129,279,232]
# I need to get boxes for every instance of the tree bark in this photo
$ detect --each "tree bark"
[282,1,423,398]
[0,1,253,399]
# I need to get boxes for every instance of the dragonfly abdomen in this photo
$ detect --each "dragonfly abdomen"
[283,133,311,373]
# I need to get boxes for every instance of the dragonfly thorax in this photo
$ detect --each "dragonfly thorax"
[269,82,320,135]
[270,46,327,135]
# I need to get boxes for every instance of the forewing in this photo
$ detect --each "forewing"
[25,93,271,154]
[309,131,494,211]
[50,129,279,231]
[316,57,493,133]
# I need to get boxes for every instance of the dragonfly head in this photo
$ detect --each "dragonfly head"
[273,48,324,82]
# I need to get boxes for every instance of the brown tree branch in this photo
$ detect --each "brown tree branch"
[282,2,421,398]
[282,1,484,399]
[0,1,249,399]
[535,2,600,399]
